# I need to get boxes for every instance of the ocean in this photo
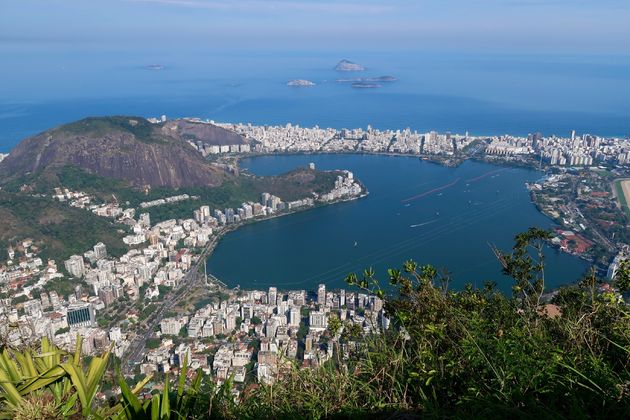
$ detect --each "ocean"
[1,49,629,153]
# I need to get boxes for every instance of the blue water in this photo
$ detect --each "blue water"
[1,48,607,291]
[206,155,589,292]
[1,49,629,153]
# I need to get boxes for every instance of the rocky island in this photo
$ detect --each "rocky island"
[286,79,316,87]
[334,59,365,71]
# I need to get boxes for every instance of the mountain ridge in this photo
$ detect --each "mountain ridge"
[0,116,247,189]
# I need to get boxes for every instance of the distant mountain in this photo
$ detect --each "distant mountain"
[334,59,365,72]
[0,116,247,189]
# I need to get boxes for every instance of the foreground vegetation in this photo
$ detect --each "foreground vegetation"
[0,229,628,418]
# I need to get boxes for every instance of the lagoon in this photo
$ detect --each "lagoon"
[206,154,589,292]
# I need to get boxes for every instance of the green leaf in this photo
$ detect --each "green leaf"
[161,373,170,418]
[117,374,143,416]
[0,369,22,407]
[176,354,188,409]
[151,394,161,420]
[18,365,67,395]
[60,362,89,415]
[73,334,83,367]
[0,350,22,383]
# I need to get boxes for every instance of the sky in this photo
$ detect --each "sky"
[2,0,630,54]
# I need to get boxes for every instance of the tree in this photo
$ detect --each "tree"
[614,259,630,293]
[494,227,552,313]
[146,338,161,349]
[327,313,342,364]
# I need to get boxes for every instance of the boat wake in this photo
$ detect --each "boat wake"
[465,168,508,183]
[401,178,460,203]
[410,219,438,228]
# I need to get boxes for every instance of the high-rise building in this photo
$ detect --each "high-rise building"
[243,203,253,219]
[268,287,278,306]
[241,304,253,320]
[224,208,235,224]
[225,314,236,331]
[40,292,51,309]
[139,212,151,228]
[109,327,122,343]
[269,196,281,211]
[74,285,83,300]
[98,286,115,306]
[67,302,96,327]
[93,242,107,260]
[64,255,85,278]
[49,291,61,309]
[160,317,185,336]
[309,311,327,331]
[288,308,301,327]
[317,284,326,306]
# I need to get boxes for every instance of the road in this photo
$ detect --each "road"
[122,231,228,374]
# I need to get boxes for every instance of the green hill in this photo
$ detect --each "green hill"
[0,191,127,263]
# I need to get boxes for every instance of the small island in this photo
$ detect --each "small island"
[145,64,164,70]
[287,79,316,87]
[334,59,365,71]
[337,75,397,83]
[351,82,382,89]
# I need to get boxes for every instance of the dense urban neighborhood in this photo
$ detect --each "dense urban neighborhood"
[0,160,366,389]
[1,117,629,401]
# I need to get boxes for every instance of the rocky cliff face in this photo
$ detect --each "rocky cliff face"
[170,119,248,146]
[0,116,239,188]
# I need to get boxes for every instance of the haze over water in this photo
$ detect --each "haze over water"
[1,50,630,153]
[207,154,589,292]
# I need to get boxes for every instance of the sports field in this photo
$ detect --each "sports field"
[614,179,630,219]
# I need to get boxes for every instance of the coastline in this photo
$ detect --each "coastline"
[201,183,369,289]
[219,151,608,274]
[123,187,368,367]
